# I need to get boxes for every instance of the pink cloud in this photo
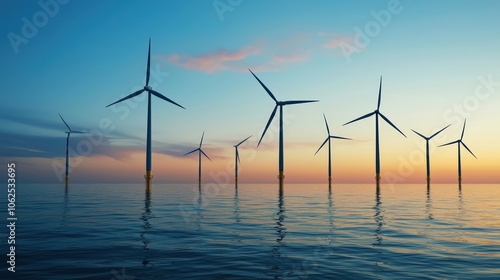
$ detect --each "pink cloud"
[163,45,263,73]
[245,51,309,73]
[270,52,308,65]
[323,36,354,49]
[160,36,312,73]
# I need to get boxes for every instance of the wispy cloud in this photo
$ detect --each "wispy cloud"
[160,36,311,73]
[160,44,263,73]
[323,36,354,49]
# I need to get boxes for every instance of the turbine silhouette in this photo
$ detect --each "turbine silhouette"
[185,132,211,186]
[59,113,84,187]
[315,114,351,184]
[439,119,476,185]
[343,76,406,186]
[249,69,318,186]
[106,38,185,189]
[411,124,450,185]
[234,135,251,185]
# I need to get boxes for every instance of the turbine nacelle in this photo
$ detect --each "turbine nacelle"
[249,69,318,147]
[106,39,185,110]
[315,114,351,155]
[276,100,318,106]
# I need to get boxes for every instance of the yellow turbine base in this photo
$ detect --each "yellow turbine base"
[145,171,153,189]
[278,172,284,193]
[65,176,69,187]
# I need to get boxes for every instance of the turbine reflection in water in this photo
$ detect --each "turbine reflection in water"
[327,185,335,244]
[61,187,69,226]
[373,185,386,268]
[426,186,433,220]
[195,186,204,230]
[373,186,384,246]
[141,188,152,267]
[234,187,240,223]
[270,189,287,276]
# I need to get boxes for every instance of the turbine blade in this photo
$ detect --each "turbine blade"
[438,140,459,147]
[461,119,467,140]
[236,135,252,147]
[461,142,477,159]
[106,89,145,107]
[314,138,329,155]
[71,131,85,134]
[379,112,406,137]
[323,113,330,135]
[149,89,185,109]
[146,38,151,86]
[199,131,204,148]
[249,69,277,103]
[330,136,352,140]
[280,100,318,105]
[429,124,451,139]
[236,149,240,163]
[200,149,211,161]
[377,76,382,110]
[411,129,427,139]
[258,105,278,147]
[184,148,199,156]
[343,111,375,126]
[58,113,71,131]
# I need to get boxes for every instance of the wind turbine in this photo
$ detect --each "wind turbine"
[106,38,185,189]
[411,124,450,185]
[249,69,318,185]
[439,119,476,184]
[185,132,211,185]
[315,114,351,184]
[234,135,251,185]
[59,113,84,187]
[343,76,406,185]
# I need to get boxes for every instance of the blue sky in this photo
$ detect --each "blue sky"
[1,0,499,183]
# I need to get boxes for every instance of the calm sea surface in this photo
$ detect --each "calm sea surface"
[2,183,500,279]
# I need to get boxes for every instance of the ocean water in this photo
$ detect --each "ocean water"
[2,183,500,279]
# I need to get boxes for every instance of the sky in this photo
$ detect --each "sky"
[1,0,499,184]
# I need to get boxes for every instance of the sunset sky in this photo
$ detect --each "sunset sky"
[1,0,499,184]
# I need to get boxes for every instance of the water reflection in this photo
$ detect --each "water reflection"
[269,188,287,277]
[373,186,384,246]
[141,187,152,267]
[458,186,464,216]
[426,186,433,220]
[328,185,335,241]
[234,187,240,223]
[61,186,70,226]
[195,186,204,230]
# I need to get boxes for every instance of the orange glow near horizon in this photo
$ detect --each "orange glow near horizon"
[15,137,498,184]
